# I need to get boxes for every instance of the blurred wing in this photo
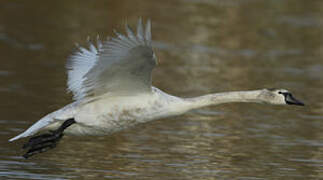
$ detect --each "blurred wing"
[66,19,156,100]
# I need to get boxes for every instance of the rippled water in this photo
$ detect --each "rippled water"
[0,0,322,179]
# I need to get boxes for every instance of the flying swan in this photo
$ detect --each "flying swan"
[9,19,305,158]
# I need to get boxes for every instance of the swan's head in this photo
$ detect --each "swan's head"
[259,89,305,106]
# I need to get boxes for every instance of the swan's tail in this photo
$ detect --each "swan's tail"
[9,114,55,142]
[9,102,76,142]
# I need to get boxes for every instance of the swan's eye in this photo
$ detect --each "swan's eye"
[278,91,283,94]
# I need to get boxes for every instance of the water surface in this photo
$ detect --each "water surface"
[0,0,322,179]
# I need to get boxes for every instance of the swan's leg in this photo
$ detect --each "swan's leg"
[22,118,75,159]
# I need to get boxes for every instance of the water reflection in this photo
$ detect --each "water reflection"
[0,0,322,179]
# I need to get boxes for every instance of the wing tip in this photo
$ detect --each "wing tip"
[120,18,152,46]
[136,18,144,41]
[145,18,152,45]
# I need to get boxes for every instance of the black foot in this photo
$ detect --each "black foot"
[22,118,75,159]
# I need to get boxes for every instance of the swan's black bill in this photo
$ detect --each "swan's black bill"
[284,93,305,106]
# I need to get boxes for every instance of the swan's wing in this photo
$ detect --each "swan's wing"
[67,19,156,100]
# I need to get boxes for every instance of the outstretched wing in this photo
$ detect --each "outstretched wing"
[67,19,157,100]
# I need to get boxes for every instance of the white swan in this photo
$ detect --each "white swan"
[9,19,304,158]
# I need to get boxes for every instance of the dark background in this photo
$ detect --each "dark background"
[0,0,322,179]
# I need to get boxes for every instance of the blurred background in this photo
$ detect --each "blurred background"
[0,0,322,179]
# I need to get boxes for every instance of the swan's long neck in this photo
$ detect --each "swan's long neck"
[184,90,264,110]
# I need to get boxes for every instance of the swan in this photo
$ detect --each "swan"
[9,19,304,158]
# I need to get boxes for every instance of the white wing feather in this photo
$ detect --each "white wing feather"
[66,19,155,100]
[66,41,102,100]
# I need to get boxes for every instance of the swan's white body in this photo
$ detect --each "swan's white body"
[10,87,188,139]
[9,19,302,142]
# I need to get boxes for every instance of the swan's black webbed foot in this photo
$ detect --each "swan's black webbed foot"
[22,118,75,159]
